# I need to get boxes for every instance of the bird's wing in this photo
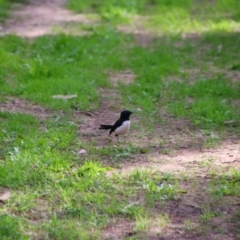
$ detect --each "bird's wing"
[109,119,122,135]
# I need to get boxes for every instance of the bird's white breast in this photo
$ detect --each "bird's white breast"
[115,120,130,135]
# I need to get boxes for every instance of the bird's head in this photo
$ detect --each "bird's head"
[120,110,133,118]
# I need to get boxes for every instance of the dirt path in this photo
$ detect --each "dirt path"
[1,0,94,37]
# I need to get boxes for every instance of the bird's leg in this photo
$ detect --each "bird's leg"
[115,134,120,143]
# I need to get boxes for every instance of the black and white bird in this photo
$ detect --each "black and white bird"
[99,110,132,138]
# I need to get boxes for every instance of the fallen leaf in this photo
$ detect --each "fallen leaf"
[78,149,87,155]
[52,95,77,100]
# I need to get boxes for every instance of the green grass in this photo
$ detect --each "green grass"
[90,144,140,163]
[0,111,181,238]
[1,0,240,238]
[119,34,240,130]
[208,170,240,197]
[0,0,11,22]
[1,27,240,129]
[0,31,131,110]
[0,214,27,240]
[0,118,180,238]
[67,0,240,32]
[146,0,240,33]
[67,0,147,24]
[165,78,240,127]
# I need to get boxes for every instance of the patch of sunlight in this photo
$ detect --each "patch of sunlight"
[144,7,240,34]
[101,6,136,23]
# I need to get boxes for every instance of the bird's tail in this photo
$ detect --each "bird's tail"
[99,124,113,130]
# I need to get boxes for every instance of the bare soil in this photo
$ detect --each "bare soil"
[1,0,95,37]
[0,96,54,119]
[1,1,240,239]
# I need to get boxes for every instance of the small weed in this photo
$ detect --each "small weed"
[202,130,221,148]
[156,213,171,229]
[200,157,215,168]
[208,171,240,198]
[203,137,220,148]
[94,144,140,162]
[134,213,152,231]
[159,148,172,155]
[184,218,196,231]
[45,218,95,240]
[127,171,179,207]
[200,207,216,222]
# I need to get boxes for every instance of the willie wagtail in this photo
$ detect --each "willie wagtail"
[99,110,132,137]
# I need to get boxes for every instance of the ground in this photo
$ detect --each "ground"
[1,0,94,37]
[0,0,240,239]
